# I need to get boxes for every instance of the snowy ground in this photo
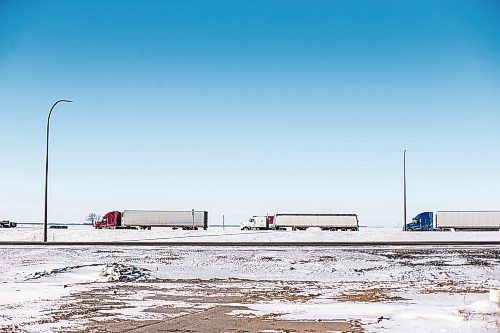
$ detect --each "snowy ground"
[0,243,499,332]
[1,225,499,243]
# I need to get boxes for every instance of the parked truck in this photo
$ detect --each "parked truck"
[94,210,208,230]
[241,216,274,230]
[273,213,359,231]
[0,220,17,228]
[407,211,500,231]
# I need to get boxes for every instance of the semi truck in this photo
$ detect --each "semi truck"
[94,210,208,230]
[240,216,275,230]
[407,211,500,231]
[273,213,359,231]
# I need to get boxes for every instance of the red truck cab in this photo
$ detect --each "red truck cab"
[94,211,122,229]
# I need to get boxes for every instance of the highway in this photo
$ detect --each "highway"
[0,240,499,246]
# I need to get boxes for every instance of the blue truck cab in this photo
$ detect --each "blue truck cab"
[406,212,433,231]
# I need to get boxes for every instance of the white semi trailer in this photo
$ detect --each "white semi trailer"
[123,210,208,230]
[435,211,500,231]
[95,210,208,230]
[273,213,359,231]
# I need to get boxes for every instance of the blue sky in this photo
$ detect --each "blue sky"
[1,0,499,226]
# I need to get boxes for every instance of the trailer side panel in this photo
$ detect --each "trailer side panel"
[274,214,358,230]
[436,211,500,230]
[123,210,208,229]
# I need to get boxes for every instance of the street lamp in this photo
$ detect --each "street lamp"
[44,99,73,242]
[192,209,195,230]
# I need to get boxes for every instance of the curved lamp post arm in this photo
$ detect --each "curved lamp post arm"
[44,99,74,242]
[48,100,73,123]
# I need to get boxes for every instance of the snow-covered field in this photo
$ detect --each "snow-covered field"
[1,225,499,243]
[0,243,499,332]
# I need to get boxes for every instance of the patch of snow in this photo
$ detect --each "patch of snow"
[229,294,500,332]
[462,300,500,314]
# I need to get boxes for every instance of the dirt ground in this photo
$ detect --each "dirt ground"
[55,280,364,333]
[83,305,360,333]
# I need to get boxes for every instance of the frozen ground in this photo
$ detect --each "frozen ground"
[0,244,499,332]
[1,225,499,243]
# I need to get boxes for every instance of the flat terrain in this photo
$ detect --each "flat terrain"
[0,241,499,332]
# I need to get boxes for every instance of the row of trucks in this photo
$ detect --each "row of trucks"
[91,209,500,232]
[262,211,500,232]
[406,211,500,231]
[246,211,500,232]
[93,211,360,231]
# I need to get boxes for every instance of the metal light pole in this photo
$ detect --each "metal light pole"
[191,209,195,230]
[44,99,73,242]
[403,149,407,231]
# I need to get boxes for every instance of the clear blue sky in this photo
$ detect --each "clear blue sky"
[1,0,499,226]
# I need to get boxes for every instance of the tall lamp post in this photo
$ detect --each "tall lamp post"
[191,209,195,230]
[403,149,407,231]
[44,99,73,242]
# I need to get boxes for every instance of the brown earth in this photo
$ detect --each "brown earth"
[82,305,362,333]
[48,280,364,333]
[335,288,407,303]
